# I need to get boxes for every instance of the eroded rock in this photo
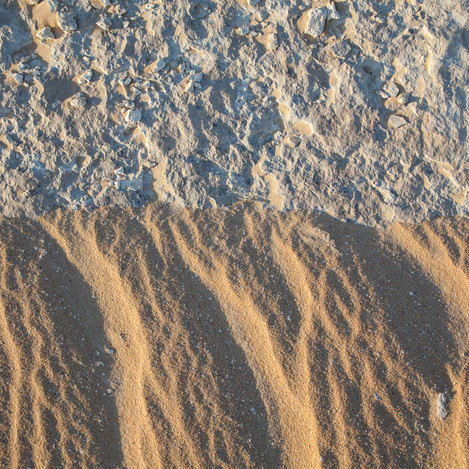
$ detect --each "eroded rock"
[298,7,328,38]
[57,11,78,32]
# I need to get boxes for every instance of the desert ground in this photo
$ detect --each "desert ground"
[0,206,467,468]
[0,0,468,468]
[0,0,467,225]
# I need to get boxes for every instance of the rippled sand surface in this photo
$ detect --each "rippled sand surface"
[0,205,467,468]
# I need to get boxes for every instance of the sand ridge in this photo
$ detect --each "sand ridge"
[0,204,467,468]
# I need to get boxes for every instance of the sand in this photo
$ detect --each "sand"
[0,204,467,468]
[0,0,468,225]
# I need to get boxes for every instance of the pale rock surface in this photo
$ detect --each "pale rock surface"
[36,27,56,40]
[57,11,78,32]
[298,7,328,38]
[437,393,449,420]
[0,0,467,225]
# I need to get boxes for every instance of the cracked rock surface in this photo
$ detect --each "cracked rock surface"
[0,0,468,225]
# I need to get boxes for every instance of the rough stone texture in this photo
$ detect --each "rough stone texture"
[298,7,328,38]
[0,0,467,225]
[57,11,78,32]
[437,393,449,420]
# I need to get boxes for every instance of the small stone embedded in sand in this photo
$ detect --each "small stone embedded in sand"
[12,73,24,84]
[286,135,301,148]
[57,11,78,32]
[96,17,112,30]
[69,93,87,108]
[235,26,250,37]
[330,40,351,57]
[181,78,193,93]
[298,7,328,38]
[125,108,142,124]
[376,89,390,99]
[78,70,93,84]
[327,2,340,20]
[377,185,396,204]
[36,27,55,40]
[389,114,407,129]
[386,82,400,97]
[437,393,449,420]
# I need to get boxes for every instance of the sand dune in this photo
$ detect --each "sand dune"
[0,205,467,468]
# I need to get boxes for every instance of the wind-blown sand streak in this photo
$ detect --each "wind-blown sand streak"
[0,204,467,468]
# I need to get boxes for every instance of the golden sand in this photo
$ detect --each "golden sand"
[0,204,467,468]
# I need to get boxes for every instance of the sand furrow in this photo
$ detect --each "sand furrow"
[0,206,466,468]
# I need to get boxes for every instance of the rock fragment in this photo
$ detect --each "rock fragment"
[195,4,212,19]
[12,73,24,84]
[298,7,328,38]
[437,393,449,420]
[327,2,340,20]
[153,58,167,72]
[78,70,93,84]
[36,27,55,40]
[69,93,87,108]
[388,115,407,129]
[96,16,112,30]
[125,108,142,124]
[57,11,78,32]
[235,26,250,37]
[330,40,351,57]
[386,82,400,97]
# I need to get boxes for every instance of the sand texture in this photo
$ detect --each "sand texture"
[0,205,467,468]
[0,0,468,225]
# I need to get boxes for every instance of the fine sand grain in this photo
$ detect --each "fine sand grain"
[0,204,467,468]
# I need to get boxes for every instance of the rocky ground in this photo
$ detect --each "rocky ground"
[0,0,468,225]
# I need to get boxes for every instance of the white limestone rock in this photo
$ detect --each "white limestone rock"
[36,27,55,40]
[327,2,340,20]
[69,93,87,108]
[298,7,328,38]
[96,17,112,30]
[78,70,93,84]
[388,115,407,129]
[12,73,24,84]
[125,108,142,124]
[57,11,78,32]
[437,393,449,420]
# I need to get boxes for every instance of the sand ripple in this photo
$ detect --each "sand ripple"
[0,205,467,468]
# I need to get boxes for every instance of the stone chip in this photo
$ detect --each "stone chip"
[298,7,328,39]
[388,115,407,129]
[125,109,142,124]
[36,27,56,40]
[57,11,78,32]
